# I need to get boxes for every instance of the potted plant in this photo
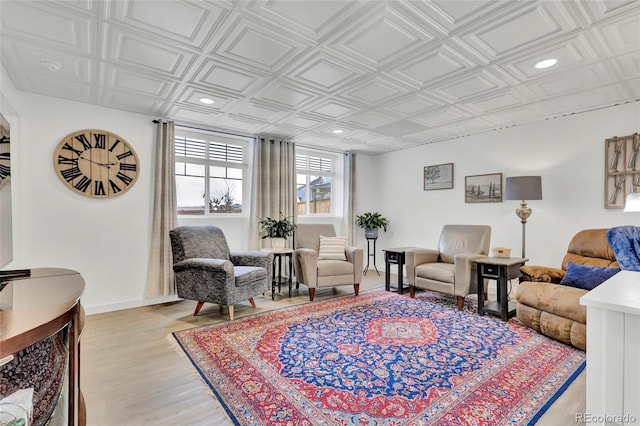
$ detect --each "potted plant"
[355,212,389,239]
[258,212,295,248]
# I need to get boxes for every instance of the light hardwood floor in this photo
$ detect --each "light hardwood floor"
[81,273,584,425]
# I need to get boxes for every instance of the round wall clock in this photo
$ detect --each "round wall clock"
[0,123,10,190]
[53,129,139,198]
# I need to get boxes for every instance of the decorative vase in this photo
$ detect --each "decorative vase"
[364,228,379,239]
[270,237,286,249]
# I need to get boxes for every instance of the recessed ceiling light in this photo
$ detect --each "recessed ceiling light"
[333,129,343,134]
[39,59,62,72]
[199,97,215,105]
[534,58,558,69]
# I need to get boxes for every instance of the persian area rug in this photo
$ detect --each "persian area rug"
[172,290,585,425]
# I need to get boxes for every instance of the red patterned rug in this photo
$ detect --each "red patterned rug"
[172,290,584,425]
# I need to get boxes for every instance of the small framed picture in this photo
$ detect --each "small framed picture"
[424,163,453,190]
[465,173,502,203]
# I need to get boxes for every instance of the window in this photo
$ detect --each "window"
[296,150,335,215]
[175,130,250,215]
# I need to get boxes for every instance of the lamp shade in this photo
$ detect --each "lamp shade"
[505,176,542,201]
[624,192,640,212]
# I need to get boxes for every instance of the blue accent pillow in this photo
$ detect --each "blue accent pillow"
[560,262,620,290]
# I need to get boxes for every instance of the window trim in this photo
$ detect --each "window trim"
[296,148,336,217]
[175,129,253,217]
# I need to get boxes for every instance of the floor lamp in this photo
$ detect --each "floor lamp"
[505,176,542,258]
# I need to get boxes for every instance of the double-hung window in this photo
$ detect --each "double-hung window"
[296,150,335,215]
[175,130,251,215]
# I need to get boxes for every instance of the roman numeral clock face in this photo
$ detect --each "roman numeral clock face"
[0,128,9,189]
[53,129,139,198]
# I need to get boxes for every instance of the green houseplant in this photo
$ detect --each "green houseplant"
[258,212,295,248]
[355,212,389,239]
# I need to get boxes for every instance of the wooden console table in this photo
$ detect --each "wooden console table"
[0,268,85,426]
[580,270,640,425]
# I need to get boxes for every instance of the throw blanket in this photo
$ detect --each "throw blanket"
[607,226,640,271]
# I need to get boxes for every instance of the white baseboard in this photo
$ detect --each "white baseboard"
[84,294,182,315]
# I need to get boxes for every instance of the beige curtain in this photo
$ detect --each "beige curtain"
[250,137,296,249]
[145,120,177,297]
[342,152,357,246]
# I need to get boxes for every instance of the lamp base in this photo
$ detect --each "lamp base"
[515,200,531,258]
[516,201,531,223]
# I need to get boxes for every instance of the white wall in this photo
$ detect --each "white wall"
[355,101,640,268]
[3,64,638,313]
[0,81,346,313]
[0,81,344,313]
[3,88,157,312]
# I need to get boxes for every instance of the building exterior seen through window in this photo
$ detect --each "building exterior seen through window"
[175,131,249,215]
[296,150,334,215]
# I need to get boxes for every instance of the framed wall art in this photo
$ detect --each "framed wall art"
[605,133,640,208]
[465,172,502,203]
[424,163,453,190]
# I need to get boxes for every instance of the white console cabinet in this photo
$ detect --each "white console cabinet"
[580,270,640,425]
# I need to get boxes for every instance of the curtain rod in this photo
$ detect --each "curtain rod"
[152,120,255,140]
[152,120,350,155]
[295,143,349,155]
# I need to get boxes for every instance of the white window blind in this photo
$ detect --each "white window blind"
[296,153,333,174]
[174,130,251,215]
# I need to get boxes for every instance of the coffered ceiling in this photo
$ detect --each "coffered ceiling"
[1,0,639,154]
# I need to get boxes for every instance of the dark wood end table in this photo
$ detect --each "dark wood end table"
[271,249,293,300]
[383,247,418,294]
[475,256,528,321]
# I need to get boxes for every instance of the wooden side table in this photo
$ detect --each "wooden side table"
[271,249,293,300]
[475,256,528,321]
[383,247,417,294]
[0,268,86,426]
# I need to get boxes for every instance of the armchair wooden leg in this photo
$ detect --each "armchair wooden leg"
[228,305,234,321]
[409,285,415,298]
[456,296,464,311]
[193,301,205,316]
[309,288,315,301]
[248,298,256,308]
[353,283,360,296]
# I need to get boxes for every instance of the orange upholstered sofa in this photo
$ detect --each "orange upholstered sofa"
[515,229,618,350]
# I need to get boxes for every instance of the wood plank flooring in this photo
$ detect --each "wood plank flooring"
[80,273,584,425]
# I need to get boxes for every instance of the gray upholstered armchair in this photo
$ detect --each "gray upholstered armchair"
[293,224,363,301]
[169,225,273,320]
[406,224,491,310]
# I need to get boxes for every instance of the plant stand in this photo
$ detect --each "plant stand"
[363,237,379,276]
[271,249,293,299]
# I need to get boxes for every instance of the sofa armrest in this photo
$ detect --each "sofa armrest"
[346,246,364,284]
[453,253,484,296]
[173,258,232,274]
[230,250,273,266]
[520,265,565,283]
[230,250,274,277]
[293,248,318,287]
[172,258,235,300]
[405,248,439,285]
